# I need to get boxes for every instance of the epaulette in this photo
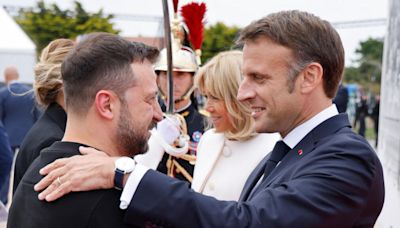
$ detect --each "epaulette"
[198,109,210,117]
[181,111,190,117]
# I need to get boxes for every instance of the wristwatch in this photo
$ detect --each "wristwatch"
[114,157,136,190]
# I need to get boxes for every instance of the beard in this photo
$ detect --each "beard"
[117,102,153,157]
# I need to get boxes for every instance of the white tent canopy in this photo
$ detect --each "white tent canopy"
[0,6,36,84]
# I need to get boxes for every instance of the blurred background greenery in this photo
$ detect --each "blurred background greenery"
[14,0,383,141]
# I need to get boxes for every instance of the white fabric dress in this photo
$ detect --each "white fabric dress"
[191,129,280,201]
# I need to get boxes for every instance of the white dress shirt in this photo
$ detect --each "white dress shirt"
[283,104,339,149]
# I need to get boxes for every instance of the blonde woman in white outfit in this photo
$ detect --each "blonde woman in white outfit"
[192,50,280,200]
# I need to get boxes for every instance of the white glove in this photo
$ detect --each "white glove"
[156,116,180,145]
[153,115,190,156]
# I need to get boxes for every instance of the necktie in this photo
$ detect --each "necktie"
[262,140,290,181]
[246,140,290,200]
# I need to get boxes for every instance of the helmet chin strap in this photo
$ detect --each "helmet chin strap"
[174,85,195,103]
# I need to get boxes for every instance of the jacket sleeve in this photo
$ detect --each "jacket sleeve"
[123,138,382,228]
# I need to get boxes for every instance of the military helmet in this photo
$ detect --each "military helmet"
[154,43,198,73]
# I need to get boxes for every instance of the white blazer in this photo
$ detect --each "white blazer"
[191,129,280,201]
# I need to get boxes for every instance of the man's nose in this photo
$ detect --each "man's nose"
[153,102,163,122]
[237,79,254,102]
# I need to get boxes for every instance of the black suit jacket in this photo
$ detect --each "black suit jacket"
[13,103,67,192]
[8,142,135,228]
[125,114,384,228]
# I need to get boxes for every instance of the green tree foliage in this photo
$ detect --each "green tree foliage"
[15,1,119,55]
[356,38,384,62]
[356,38,383,84]
[344,66,362,83]
[201,22,240,63]
[344,38,383,94]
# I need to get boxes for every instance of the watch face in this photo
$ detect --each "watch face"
[115,157,135,173]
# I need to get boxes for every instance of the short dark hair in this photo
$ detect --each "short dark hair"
[61,32,159,115]
[238,10,344,98]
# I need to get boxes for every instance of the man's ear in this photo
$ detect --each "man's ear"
[299,62,323,94]
[94,90,118,120]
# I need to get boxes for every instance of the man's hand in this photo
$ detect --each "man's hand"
[34,147,118,202]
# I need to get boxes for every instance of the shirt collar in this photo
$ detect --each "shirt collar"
[283,104,339,149]
[175,100,192,113]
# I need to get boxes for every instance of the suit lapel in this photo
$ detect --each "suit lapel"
[263,135,316,187]
[239,154,270,201]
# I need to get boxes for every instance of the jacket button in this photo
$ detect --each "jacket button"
[208,182,215,191]
[222,146,232,157]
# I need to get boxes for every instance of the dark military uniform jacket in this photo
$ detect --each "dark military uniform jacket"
[157,102,205,184]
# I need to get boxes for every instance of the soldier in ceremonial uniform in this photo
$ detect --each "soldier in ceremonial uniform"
[152,43,206,183]
[134,2,207,184]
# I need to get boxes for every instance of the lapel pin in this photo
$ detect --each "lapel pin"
[297,149,303,156]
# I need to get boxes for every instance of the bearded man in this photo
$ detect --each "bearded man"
[8,33,162,228]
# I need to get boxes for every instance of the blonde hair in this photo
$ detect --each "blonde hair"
[195,50,256,141]
[34,39,74,107]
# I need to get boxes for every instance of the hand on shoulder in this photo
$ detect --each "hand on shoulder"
[34,147,117,202]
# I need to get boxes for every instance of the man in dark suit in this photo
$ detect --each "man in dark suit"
[35,11,384,227]
[333,83,349,113]
[8,33,162,228]
[354,95,369,137]
[0,66,41,151]
[0,66,41,204]
[371,95,380,147]
[0,122,12,195]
